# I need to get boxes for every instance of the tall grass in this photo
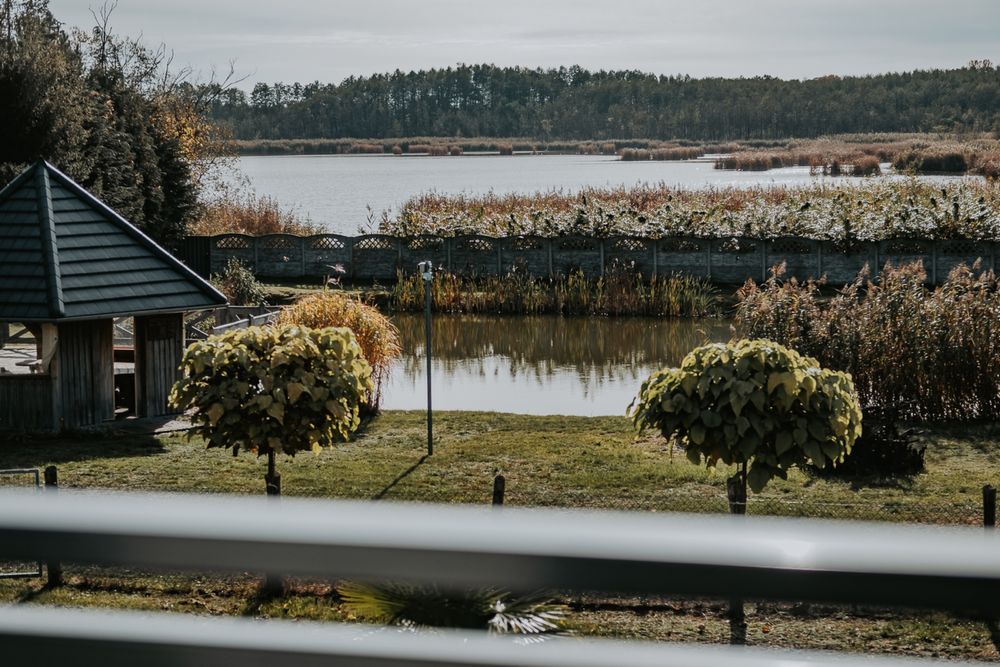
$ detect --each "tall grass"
[734,262,1000,421]
[277,291,402,408]
[189,193,321,236]
[389,266,717,317]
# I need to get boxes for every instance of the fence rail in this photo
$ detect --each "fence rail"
[178,233,999,285]
[2,489,1000,612]
[0,605,958,667]
[1,489,998,666]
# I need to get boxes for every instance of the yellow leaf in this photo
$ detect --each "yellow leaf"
[267,401,285,424]
[206,403,225,426]
[287,382,306,404]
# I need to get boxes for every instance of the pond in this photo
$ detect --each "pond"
[234,154,981,235]
[382,314,731,416]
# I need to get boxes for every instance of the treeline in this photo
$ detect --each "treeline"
[0,1,228,244]
[207,63,1000,141]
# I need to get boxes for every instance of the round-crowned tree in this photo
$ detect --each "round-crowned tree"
[629,339,862,643]
[629,339,863,512]
[169,324,373,494]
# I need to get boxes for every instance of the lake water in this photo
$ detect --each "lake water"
[382,314,731,416]
[239,154,780,235]
[235,154,980,235]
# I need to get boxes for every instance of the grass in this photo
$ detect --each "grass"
[0,411,993,516]
[1,411,999,658]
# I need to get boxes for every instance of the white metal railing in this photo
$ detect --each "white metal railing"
[0,489,997,665]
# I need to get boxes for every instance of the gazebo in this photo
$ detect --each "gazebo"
[0,161,227,431]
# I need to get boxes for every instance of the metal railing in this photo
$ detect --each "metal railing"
[0,489,998,665]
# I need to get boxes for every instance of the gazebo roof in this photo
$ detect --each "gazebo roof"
[0,161,226,322]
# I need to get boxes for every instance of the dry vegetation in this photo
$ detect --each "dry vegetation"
[384,178,1000,240]
[735,262,1000,421]
[277,291,402,406]
[389,267,717,317]
[189,193,321,236]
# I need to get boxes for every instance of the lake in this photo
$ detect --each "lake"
[382,314,731,416]
[235,154,980,235]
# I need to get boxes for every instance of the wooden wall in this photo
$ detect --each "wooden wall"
[0,375,53,431]
[134,313,184,418]
[55,319,114,429]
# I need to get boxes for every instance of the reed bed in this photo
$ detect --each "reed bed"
[277,291,402,408]
[189,193,321,236]
[388,266,717,317]
[711,136,1000,175]
[383,179,1000,241]
[734,262,1000,421]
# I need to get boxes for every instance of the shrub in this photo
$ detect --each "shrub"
[169,325,373,490]
[629,339,862,503]
[735,263,1000,421]
[497,143,513,156]
[338,582,566,634]
[277,291,401,408]
[211,258,267,306]
[448,145,463,156]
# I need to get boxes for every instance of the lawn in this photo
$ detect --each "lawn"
[0,411,993,520]
[1,410,999,660]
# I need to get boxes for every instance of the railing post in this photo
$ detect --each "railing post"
[492,475,506,506]
[43,466,62,587]
[984,484,996,528]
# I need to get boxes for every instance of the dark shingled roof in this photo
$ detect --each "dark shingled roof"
[0,161,226,322]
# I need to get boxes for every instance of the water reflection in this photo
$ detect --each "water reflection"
[383,314,730,416]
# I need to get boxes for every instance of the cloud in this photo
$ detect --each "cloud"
[47,0,1000,86]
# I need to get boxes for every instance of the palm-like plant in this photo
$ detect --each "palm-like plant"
[337,582,567,635]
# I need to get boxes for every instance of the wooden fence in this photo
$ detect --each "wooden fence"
[178,234,998,285]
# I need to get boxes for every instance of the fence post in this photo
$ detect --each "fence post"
[492,475,506,506]
[43,466,62,587]
[984,484,996,528]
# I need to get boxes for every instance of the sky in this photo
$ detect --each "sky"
[48,0,1000,89]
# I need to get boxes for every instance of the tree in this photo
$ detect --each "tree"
[1,1,237,244]
[630,339,862,509]
[169,324,373,494]
[628,339,862,642]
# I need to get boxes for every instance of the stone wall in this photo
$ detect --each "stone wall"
[191,234,997,285]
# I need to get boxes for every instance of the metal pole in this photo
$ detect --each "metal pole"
[421,261,433,456]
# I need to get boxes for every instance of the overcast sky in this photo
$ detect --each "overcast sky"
[48,0,1000,89]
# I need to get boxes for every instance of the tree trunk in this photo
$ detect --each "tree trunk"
[726,463,748,645]
[265,450,281,496]
[262,449,283,596]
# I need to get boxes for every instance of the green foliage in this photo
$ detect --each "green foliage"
[212,258,268,306]
[629,339,862,493]
[276,291,401,409]
[169,325,373,457]
[207,63,1000,141]
[338,582,566,634]
[0,1,219,244]
[735,263,1000,421]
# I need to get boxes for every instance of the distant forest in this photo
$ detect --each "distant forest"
[206,63,1000,141]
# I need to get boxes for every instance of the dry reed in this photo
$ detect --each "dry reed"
[734,262,1000,421]
[277,291,402,408]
